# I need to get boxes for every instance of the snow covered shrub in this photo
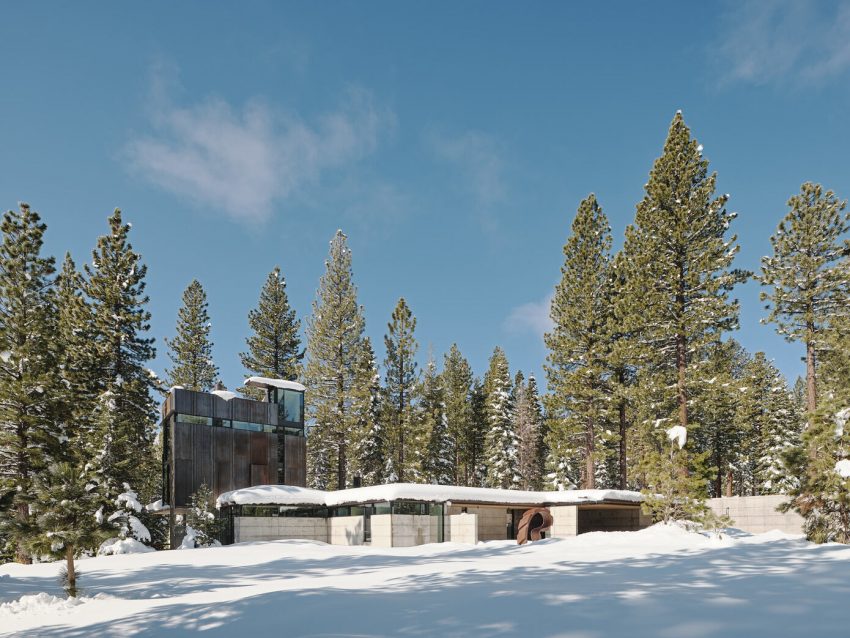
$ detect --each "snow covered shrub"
[99,484,156,554]
[185,484,222,547]
[25,463,110,596]
[782,404,850,544]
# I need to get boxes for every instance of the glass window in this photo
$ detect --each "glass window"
[284,426,303,437]
[281,390,304,423]
[176,414,212,425]
[233,420,263,432]
[213,418,231,428]
[374,502,391,515]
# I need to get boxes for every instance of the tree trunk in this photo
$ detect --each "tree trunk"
[725,468,733,497]
[585,414,595,489]
[618,397,627,490]
[65,546,77,597]
[805,326,817,416]
[15,502,31,564]
[676,332,688,429]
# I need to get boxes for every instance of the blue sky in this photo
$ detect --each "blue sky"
[1,1,849,389]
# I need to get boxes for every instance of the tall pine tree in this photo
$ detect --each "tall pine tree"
[240,266,303,395]
[442,344,473,485]
[545,194,613,489]
[350,337,384,486]
[483,347,517,489]
[382,298,420,482]
[84,209,158,505]
[421,352,452,485]
[514,372,544,490]
[622,112,746,519]
[759,182,849,417]
[165,279,218,391]
[0,204,61,563]
[304,230,367,490]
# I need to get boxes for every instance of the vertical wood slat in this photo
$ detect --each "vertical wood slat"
[268,434,278,484]
[285,435,307,487]
[192,423,213,495]
[213,427,234,497]
[250,464,268,486]
[233,429,251,490]
[250,432,268,465]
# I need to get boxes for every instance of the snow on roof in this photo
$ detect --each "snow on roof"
[216,483,643,508]
[244,376,306,393]
[211,389,239,401]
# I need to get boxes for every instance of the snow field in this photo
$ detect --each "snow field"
[2,525,850,637]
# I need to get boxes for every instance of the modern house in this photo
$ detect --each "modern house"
[216,483,651,547]
[160,377,307,538]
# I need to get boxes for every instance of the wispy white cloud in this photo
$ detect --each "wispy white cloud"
[126,69,395,222]
[504,293,554,340]
[714,0,850,86]
[428,130,506,207]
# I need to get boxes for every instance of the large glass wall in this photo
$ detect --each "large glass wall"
[176,413,291,435]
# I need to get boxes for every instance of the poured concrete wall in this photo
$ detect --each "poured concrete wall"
[447,505,508,541]
[550,505,578,537]
[449,513,478,544]
[708,495,804,534]
[391,514,431,547]
[328,515,365,546]
[371,514,393,547]
[234,517,327,543]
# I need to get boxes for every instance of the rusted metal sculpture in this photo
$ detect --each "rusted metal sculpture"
[516,507,553,545]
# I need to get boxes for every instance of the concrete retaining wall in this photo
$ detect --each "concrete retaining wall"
[391,514,431,547]
[708,495,804,534]
[234,517,328,543]
[449,513,478,544]
[370,514,393,547]
[328,515,365,546]
[447,505,507,541]
[550,505,578,537]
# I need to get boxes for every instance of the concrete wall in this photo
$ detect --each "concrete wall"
[391,514,431,547]
[447,505,508,541]
[708,495,804,535]
[550,505,578,537]
[449,513,478,544]
[371,514,393,547]
[328,515,365,546]
[234,517,327,543]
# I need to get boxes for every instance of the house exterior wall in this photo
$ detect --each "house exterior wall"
[708,495,804,534]
[328,515,365,545]
[577,508,643,533]
[447,505,508,541]
[391,514,431,547]
[550,505,578,537]
[371,514,393,547]
[449,513,478,544]
[234,517,327,543]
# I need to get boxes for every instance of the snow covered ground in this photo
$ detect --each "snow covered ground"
[2,525,850,637]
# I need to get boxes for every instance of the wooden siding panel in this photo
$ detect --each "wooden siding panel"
[173,389,193,415]
[213,427,234,497]
[233,429,251,490]
[193,392,214,418]
[285,435,306,487]
[250,432,268,465]
[231,399,252,423]
[192,423,213,493]
[212,395,232,420]
[174,422,193,461]
[175,461,193,507]
[250,464,268,486]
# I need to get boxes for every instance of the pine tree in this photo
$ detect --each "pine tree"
[514,373,544,490]
[469,379,489,487]
[165,280,218,391]
[382,298,420,482]
[622,112,747,517]
[442,344,473,485]
[0,204,61,564]
[483,347,517,489]
[350,337,384,486]
[421,353,452,485]
[84,209,158,505]
[759,182,849,417]
[25,462,110,596]
[689,339,749,497]
[545,194,613,489]
[185,483,222,547]
[304,230,367,490]
[240,267,303,396]
[735,352,802,496]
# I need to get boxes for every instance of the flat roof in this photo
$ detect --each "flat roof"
[244,376,306,393]
[216,483,643,509]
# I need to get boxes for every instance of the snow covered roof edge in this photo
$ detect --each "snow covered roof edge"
[244,376,306,392]
[216,483,643,508]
